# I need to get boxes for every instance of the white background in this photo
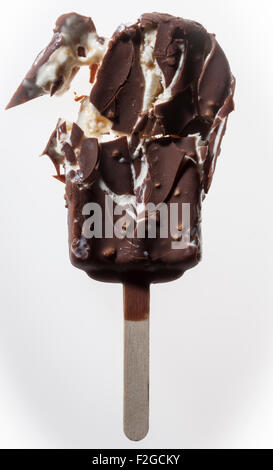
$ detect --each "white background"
[0,0,272,449]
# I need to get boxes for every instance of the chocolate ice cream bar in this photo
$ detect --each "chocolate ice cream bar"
[7,12,235,440]
[38,12,234,285]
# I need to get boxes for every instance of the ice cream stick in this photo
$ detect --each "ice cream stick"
[123,282,150,441]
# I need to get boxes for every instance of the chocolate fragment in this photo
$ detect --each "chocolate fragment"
[42,119,67,174]
[90,27,144,134]
[99,137,134,195]
[154,19,184,87]
[53,174,66,184]
[70,123,84,147]
[77,138,99,182]
[6,13,97,109]
[146,139,186,205]
[91,37,134,114]
[198,38,231,116]
[63,143,76,164]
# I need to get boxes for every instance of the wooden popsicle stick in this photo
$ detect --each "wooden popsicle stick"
[123,282,150,441]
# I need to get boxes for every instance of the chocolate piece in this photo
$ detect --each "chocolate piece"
[154,19,184,87]
[90,27,144,134]
[53,174,66,184]
[154,87,196,135]
[6,32,65,109]
[198,38,232,116]
[107,29,144,133]
[99,137,134,195]
[42,119,67,174]
[91,38,134,114]
[145,139,186,205]
[70,122,83,147]
[63,143,76,164]
[6,13,97,109]
[77,138,99,182]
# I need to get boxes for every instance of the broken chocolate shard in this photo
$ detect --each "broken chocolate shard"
[91,27,144,134]
[198,38,231,117]
[6,30,66,109]
[6,82,44,110]
[6,32,64,109]
[70,122,84,147]
[42,119,68,174]
[174,136,197,155]
[77,138,99,182]
[63,143,76,164]
[109,29,144,133]
[146,138,186,205]
[99,137,134,195]
[90,37,134,114]
[6,13,97,109]
[53,174,66,184]
[154,87,196,135]
[154,19,184,88]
